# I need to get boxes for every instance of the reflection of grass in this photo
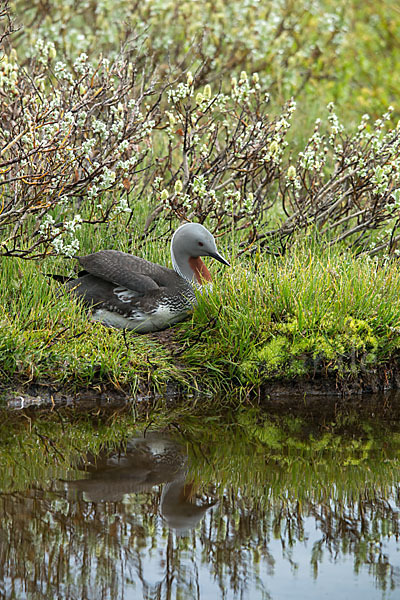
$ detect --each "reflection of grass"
[1,404,399,594]
[180,408,400,503]
[0,407,138,492]
[1,403,400,501]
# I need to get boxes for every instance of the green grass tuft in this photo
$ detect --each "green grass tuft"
[0,255,186,392]
[179,240,400,388]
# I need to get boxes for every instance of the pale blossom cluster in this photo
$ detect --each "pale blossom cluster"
[0,45,159,257]
[39,214,82,257]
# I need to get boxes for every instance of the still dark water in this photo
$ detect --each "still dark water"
[1,392,400,599]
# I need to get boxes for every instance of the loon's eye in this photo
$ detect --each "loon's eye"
[198,241,204,247]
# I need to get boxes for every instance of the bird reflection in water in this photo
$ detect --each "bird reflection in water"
[67,432,218,533]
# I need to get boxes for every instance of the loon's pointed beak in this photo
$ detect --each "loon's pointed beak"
[208,251,230,267]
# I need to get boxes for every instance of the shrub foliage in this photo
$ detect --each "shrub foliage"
[1,1,400,258]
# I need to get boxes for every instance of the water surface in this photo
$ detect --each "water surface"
[1,393,400,599]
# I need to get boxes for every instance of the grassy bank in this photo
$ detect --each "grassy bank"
[0,256,186,395]
[182,240,400,393]
[1,235,400,397]
[3,0,400,399]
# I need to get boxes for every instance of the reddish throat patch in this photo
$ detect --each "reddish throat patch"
[189,257,212,284]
